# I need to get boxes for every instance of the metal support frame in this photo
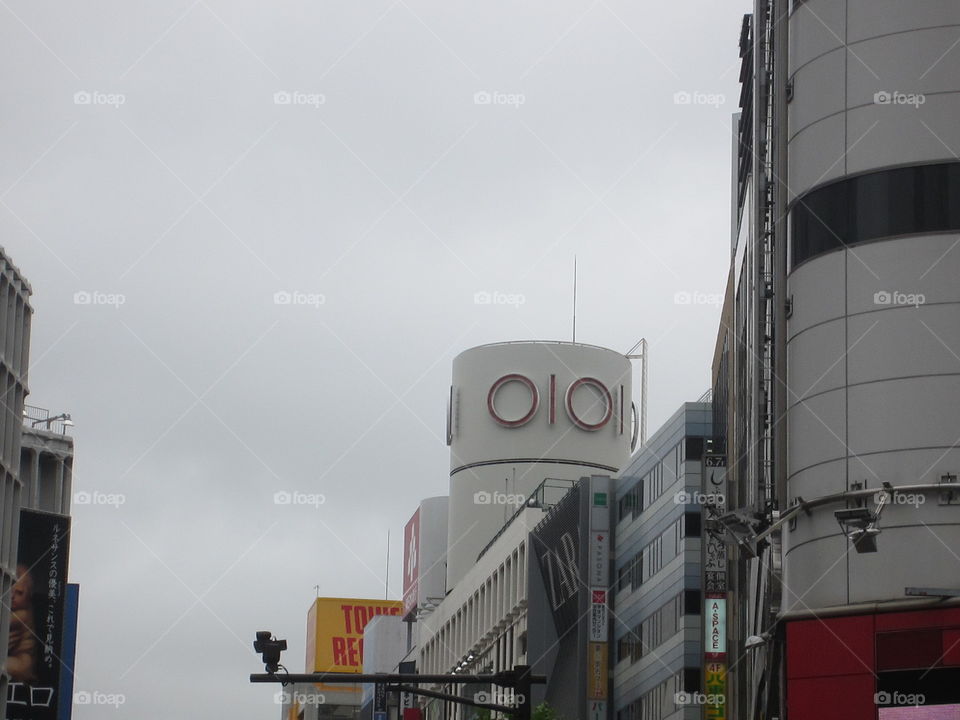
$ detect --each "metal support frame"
[250,665,540,719]
[626,338,648,449]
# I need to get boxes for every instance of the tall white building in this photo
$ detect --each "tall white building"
[411,341,636,719]
[713,2,960,718]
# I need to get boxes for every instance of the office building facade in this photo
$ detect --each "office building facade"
[0,249,32,719]
[612,402,712,720]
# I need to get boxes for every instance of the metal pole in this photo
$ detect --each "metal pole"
[388,685,516,715]
[250,671,547,686]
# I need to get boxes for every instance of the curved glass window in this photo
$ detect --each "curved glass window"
[791,161,960,269]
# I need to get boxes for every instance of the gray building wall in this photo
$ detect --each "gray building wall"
[785,0,960,611]
[612,402,711,720]
[19,421,74,516]
[0,248,32,718]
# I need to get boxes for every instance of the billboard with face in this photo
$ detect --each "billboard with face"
[6,510,71,720]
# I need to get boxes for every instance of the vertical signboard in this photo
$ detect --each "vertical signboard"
[6,510,71,720]
[531,486,582,637]
[56,585,79,720]
[373,682,387,720]
[705,662,727,720]
[705,596,727,659]
[398,661,416,714]
[702,455,728,719]
[402,508,421,620]
[703,454,727,594]
[586,477,611,717]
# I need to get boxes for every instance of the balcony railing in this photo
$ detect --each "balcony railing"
[22,405,73,435]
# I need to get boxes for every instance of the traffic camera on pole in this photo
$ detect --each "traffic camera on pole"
[253,631,287,674]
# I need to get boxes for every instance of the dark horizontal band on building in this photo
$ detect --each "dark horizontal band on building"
[450,458,620,476]
[791,161,960,269]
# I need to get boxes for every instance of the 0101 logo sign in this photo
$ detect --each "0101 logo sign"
[486,373,624,432]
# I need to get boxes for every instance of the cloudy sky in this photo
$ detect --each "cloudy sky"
[1,0,750,716]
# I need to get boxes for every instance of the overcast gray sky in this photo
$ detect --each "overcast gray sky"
[1,0,751,716]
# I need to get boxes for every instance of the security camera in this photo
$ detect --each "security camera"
[254,631,287,674]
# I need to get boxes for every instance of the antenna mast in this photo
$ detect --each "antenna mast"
[572,256,577,342]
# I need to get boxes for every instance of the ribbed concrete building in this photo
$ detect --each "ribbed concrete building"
[20,408,74,516]
[0,248,32,718]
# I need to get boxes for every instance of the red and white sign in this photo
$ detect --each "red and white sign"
[590,588,608,642]
[402,508,420,620]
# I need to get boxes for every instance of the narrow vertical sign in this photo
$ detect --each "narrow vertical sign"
[6,510,71,720]
[586,478,611,714]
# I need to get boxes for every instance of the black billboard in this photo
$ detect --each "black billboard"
[530,483,583,638]
[6,509,71,720]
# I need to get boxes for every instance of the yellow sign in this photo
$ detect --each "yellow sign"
[306,597,403,692]
[704,661,727,720]
[586,642,608,699]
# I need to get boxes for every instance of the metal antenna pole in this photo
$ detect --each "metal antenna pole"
[572,255,577,342]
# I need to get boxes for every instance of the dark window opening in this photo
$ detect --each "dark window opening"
[791,161,960,268]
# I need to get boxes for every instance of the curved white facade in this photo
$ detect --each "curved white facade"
[446,341,631,589]
[788,0,960,202]
[784,1,960,610]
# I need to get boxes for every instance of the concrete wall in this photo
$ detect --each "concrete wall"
[785,0,960,610]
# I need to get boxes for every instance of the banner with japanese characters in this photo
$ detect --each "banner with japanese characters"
[6,510,71,720]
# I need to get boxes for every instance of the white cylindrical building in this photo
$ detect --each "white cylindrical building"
[445,341,632,590]
[785,1,960,610]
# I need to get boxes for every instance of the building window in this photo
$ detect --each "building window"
[791,161,960,268]
[619,482,644,522]
[685,436,704,461]
[684,590,702,616]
